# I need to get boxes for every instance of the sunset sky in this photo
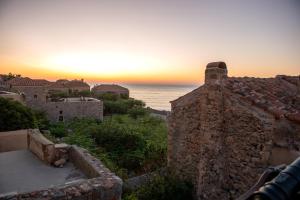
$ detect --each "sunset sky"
[0,0,299,84]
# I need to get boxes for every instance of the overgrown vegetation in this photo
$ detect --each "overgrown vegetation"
[47,114,167,178]
[123,175,194,200]
[0,97,49,131]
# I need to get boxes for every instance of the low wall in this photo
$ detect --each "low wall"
[28,129,55,164]
[42,101,103,122]
[0,130,28,152]
[0,145,123,200]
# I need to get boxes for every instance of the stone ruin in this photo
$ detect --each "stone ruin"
[0,129,122,200]
[168,62,300,199]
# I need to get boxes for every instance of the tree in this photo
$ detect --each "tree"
[0,97,36,131]
[1,72,21,81]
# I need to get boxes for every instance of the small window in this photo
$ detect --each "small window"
[59,110,63,114]
[34,94,38,99]
[58,115,64,122]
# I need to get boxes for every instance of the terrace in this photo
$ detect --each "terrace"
[0,129,122,199]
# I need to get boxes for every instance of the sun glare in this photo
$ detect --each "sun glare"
[44,52,161,77]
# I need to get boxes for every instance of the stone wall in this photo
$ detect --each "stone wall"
[168,63,300,199]
[0,130,28,152]
[41,100,103,122]
[10,86,48,108]
[0,91,24,104]
[28,129,56,164]
[168,85,300,199]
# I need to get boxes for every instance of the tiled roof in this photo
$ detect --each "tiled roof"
[92,84,129,92]
[172,75,300,124]
[225,75,300,123]
[48,80,90,89]
[64,80,90,88]
[48,81,67,89]
[7,77,52,86]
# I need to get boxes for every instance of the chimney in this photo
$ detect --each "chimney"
[205,61,228,85]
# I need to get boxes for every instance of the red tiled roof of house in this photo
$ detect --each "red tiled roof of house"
[48,79,90,89]
[225,75,300,123]
[92,84,129,92]
[64,80,90,88]
[172,75,300,124]
[7,77,52,86]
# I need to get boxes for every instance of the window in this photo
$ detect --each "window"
[34,94,38,99]
[58,115,64,122]
[59,110,63,114]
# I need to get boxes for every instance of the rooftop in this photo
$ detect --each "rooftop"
[59,97,101,102]
[0,150,86,194]
[6,77,51,87]
[172,63,300,124]
[0,91,18,95]
[0,129,122,199]
[92,84,129,92]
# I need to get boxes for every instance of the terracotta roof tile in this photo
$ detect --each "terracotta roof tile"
[7,77,52,86]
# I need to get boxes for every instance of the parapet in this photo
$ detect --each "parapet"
[205,61,228,85]
[0,129,122,199]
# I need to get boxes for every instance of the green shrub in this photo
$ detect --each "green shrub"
[49,122,67,137]
[134,175,194,200]
[47,114,167,178]
[128,107,148,119]
[0,97,36,131]
[104,99,146,115]
[96,93,119,101]
[32,110,50,130]
[77,90,92,97]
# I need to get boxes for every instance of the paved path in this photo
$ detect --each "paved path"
[0,150,86,194]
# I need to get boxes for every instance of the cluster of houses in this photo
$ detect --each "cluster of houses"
[0,75,129,122]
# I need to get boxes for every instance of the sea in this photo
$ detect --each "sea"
[90,83,199,111]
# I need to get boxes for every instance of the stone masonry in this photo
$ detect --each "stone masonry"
[168,62,300,199]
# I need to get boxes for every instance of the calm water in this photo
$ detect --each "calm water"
[90,83,198,111]
[124,84,198,111]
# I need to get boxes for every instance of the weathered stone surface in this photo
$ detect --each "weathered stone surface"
[168,63,300,199]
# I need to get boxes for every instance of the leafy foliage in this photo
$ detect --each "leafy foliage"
[0,97,50,131]
[48,114,167,178]
[32,110,49,130]
[123,175,194,200]
[128,107,148,119]
[0,97,36,131]
[104,99,145,115]
[1,72,21,81]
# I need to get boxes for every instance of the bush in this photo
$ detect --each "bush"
[32,110,50,130]
[104,99,146,115]
[48,122,67,137]
[96,93,119,101]
[130,175,194,200]
[0,97,36,131]
[128,107,148,119]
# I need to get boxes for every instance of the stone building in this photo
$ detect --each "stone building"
[0,77,8,90]
[43,97,103,122]
[0,91,24,104]
[168,62,300,199]
[6,77,50,108]
[92,84,129,97]
[6,77,103,122]
[48,79,90,94]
